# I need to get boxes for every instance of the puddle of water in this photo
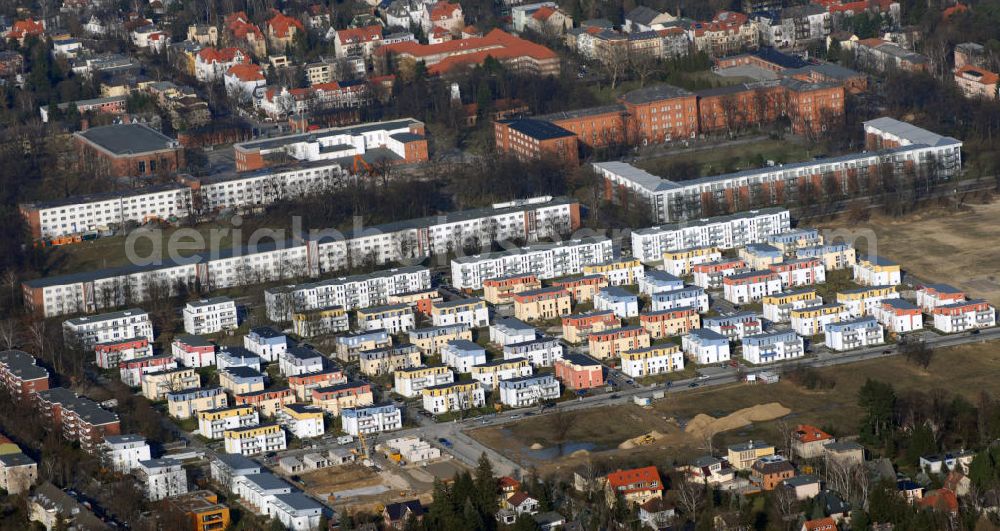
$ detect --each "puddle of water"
[331,485,389,499]
[524,441,600,460]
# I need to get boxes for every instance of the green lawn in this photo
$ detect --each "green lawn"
[634,138,816,180]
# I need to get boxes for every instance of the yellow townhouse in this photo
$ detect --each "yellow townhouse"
[853,255,901,286]
[763,289,822,323]
[311,382,374,416]
[662,246,722,276]
[512,287,572,321]
[223,424,287,455]
[797,243,856,270]
[588,326,651,360]
[620,345,684,378]
[166,387,228,419]
[470,358,532,389]
[219,366,266,395]
[562,311,620,344]
[394,365,455,398]
[358,345,422,377]
[292,306,349,337]
[483,274,541,304]
[836,285,899,318]
[551,275,608,303]
[142,367,200,401]
[639,308,700,339]
[583,258,645,286]
[421,381,486,415]
[408,324,472,355]
[727,440,776,470]
[790,304,848,336]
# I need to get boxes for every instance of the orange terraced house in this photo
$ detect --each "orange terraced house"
[605,466,664,506]
[168,490,230,531]
[483,274,541,304]
[554,353,604,390]
[551,275,608,303]
[512,287,572,321]
[588,326,650,360]
[640,308,701,339]
[562,311,620,344]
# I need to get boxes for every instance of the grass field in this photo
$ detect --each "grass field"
[470,341,1000,474]
[634,138,815,180]
[810,198,1000,305]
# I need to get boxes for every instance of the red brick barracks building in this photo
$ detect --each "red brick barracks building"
[495,79,843,161]
[73,123,185,178]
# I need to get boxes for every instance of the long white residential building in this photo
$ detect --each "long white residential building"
[265,266,430,322]
[27,196,578,318]
[63,308,154,348]
[594,119,962,223]
[741,331,804,364]
[180,159,348,213]
[450,237,614,290]
[20,184,193,240]
[498,374,561,408]
[629,208,791,262]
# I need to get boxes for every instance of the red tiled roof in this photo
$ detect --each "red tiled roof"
[606,466,663,494]
[918,489,959,513]
[802,517,837,531]
[956,64,999,85]
[268,11,305,38]
[942,2,968,19]
[8,18,45,39]
[227,63,264,82]
[691,11,748,36]
[463,25,480,34]
[227,13,264,40]
[431,26,451,37]
[197,47,246,64]
[337,25,382,44]
[430,1,461,19]
[532,6,557,21]
[498,476,520,489]
[381,29,557,74]
[507,491,535,507]
[794,425,834,444]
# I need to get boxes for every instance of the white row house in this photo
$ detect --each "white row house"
[450,237,614,290]
[502,337,564,367]
[189,159,347,213]
[470,358,533,389]
[704,313,762,341]
[723,271,783,304]
[853,256,902,286]
[498,374,561,407]
[243,327,288,362]
[693,258,746,289]
[440,340,487,373]
[916,284,966,312]
[394,365,455,398]
[682,329,731,364]
[762,290,823,323]
[836,286,900,318]
[183,297,238,335]
[431,298,490,328]
[620,345,685,378]
[356,304,415,334]
[265,266,431,321]
[136,458,188,501]
[198,406,261,440]
[825,317,884,351]
[628,207,791,261]
[662,246,722,277]
[769,258,826,289]
[873,299,924,334]
[741,331,804,364]
[932,300,996,333]
[223,424,288,456]
[790,304,849,336]
[490,318,537,346]
[63,309,154,348]
[638,270,684,296]
[651,286,709,313]
[340,405,403,436]
[102,435,152,474]
[421,382,486,415]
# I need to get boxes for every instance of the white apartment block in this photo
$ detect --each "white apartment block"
[825,317,884,351]
[265,266,431,321]
[594,287,639,319]
[27,196,577,318]
[638,270,684,296]
[431,298,490,328]
[762,291,823,323]
[916,284,966,312]
[628,207,791,261]
[502,337,564,367]
[276,405,326,439]
[498,374,561,407]
[682,329,731,364]
[853,256,902,286]
[243,327,288,362]
[450,237,614,290]
[136,458,188,501]
[191,160,347,212]
[279,347,325,377]
[584,259,645,286]
[596,118,962,224]
[741,331,804,364]
[620,345,685,378]
[769,259,826,289]
[421,382,487,414]
[440,340,487,373]
[704,313,763,341]
[790,304,849,336]
[692,259,747,289]
[662,246,723,276]
[223,425,288,455]
[723,271,783,304]
[198,406,261,440]
[393,365,455,397]
[20,184,192,239]
[63,308,154,348]
[340,405,403,436]
[873,299,924,334]
[356,304,415,334]
[651,286,710,313]
[171,336,217,368]
[234,119,421,167]
[490,318,537,346]
[102,435,151,474]
[265,493,324,531]
[183,297,238,335]
[932,300,996,333]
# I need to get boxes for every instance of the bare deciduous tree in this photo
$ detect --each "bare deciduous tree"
[675,477,706,526]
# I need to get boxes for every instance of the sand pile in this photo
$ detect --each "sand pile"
[684,402,790,440]
[618,430,666,449]
[530,442,544,450]
[570,449,590,457]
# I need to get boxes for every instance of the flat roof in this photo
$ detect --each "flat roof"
[536,104,624,122]
[620,84,692,104]
[452,236,609,263]
[502,118,576,140]
[75,124,177,155]
[236,118,421,152]
[864,117,960,147]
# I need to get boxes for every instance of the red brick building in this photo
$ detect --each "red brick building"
[697,78,844,136]
[554,353,604,390]
[619,84,700,144]
[494,118,579,165]
[73,123,184,178]
[0,349,50,401]
[34,387,121,452]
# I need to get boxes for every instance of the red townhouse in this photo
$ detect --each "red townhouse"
[234,387,296,417]
[288,368,347,401]
[119,354,176,388]
[34,388,121,452]
[562,310,620,344]
[693,258,746,289]
[551,275,609,303]
[0,349,50,401]
[94,338,152,369]
[605,466,664,506]
[171,335,216,368]
[554,353,604,390]
[482,273,541,304]
[768,258,825,289]
[588,326,651,360]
